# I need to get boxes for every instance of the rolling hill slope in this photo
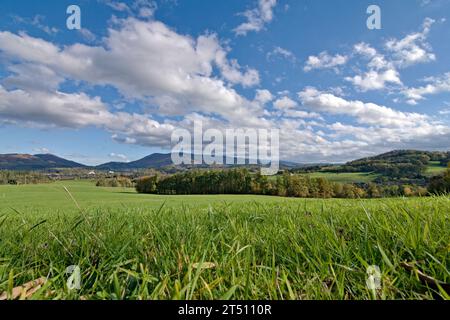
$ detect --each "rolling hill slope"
[0,154,86,170]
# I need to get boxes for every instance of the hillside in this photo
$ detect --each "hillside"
[0,154,86,170]
[96,153,174,170]
[292,150,450,184]
[1,150,448,173]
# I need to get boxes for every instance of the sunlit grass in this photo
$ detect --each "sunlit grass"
[425,161,447,177]
[0,181,448,300]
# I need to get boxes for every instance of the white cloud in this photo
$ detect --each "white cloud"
[353,42,377,59]
[349,17,440,93]
[233,0,277,36]
[212,40,260,87]
[267,46,296,62]
[349,42,402,91]
[304,51,348,72]
[79,28,96,42]
[0,86,110,128]
[109,153,129,162]
[254,89,274,104]
[386,18,436,67]
[294,87,450,159]
[353,42,390,70]
[2,63,64,92]
[298,87,432,128]
[273,96,322,120]
[1,14,449,163]
[345,69,402,92]
[402,72,450,104]
[0,18,261,125]
[101,0,130,12]
[0,85,178,147]
[0,18,271,149]
[273,96,297,110]
[282,110,322,119]
[33,147,50,154]
[100,0,157,18]
[12,15,58,35]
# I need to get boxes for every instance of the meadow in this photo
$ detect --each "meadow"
[425,161,448,177]
[0,181,449,300]
[306,172,379,184]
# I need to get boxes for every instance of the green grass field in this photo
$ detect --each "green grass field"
[425,161,448,177]
[307,172,378,183]
[0,181,449,300]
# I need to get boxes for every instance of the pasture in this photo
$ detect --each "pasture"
[0,181,448,300]
[307,172,379,183]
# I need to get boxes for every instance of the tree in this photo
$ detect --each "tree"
[428,165,450,195]
[135,175,158,193]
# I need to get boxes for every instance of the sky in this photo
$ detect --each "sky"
[0,0,450,165]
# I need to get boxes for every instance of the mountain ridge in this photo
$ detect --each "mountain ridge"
[0,152,303,171]
[0,150,448,171]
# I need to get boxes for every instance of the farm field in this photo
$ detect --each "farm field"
[307,172,379,183]
[425,161,448,177]
[0,181,449,300]
[0,180,303,212]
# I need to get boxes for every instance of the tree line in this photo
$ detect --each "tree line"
[96,177,134,188]
[293,150,450,181]
[135,168,445,199]
[0,171,50,185]
[428,163,450,194]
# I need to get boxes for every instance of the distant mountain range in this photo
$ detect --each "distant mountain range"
[0,154,87,170]
[96,153,174,170]
[0,153,301,171]
[4,150,445,172]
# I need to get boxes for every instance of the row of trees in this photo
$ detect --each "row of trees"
[0,171,50,185]
[428,164,450,194]
[135,169,434,199]
[96,177,134,188]
[295,150,450,181]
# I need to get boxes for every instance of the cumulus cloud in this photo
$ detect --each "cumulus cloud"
[0,86,110,128]
[12,14,58,35]
[33,147,50,154]
[346,69,402,92]
[348,42,402,91]
[0,85,177,147]
[109,153,129,162]
[304,51,348,72]
[254,89,274,105]
[267,46,296,62]
[0,18,261,124]
[273,96,297,110]
[298,87,433,128]
[295,87,450,159]
[273,96,322,120]
[78,28,97,42]
[402,72,450,105]
[386,18,436,67]
[0,17,271,150]
[347,17,439,93]
[2,63,64,92]
[0,13,448,163]
[233,0,277,36]
[100,0,157,18]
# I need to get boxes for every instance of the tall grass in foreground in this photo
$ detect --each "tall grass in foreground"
[0,196,449,300]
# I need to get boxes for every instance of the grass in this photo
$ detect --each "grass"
[0,180,302,212]
[425,161,447,177]
[0,181,449,300]
[307,172,378,183]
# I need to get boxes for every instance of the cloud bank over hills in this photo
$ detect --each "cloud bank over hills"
[0,0,449,164]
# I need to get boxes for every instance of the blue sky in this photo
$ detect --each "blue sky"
[0,0,449,164]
